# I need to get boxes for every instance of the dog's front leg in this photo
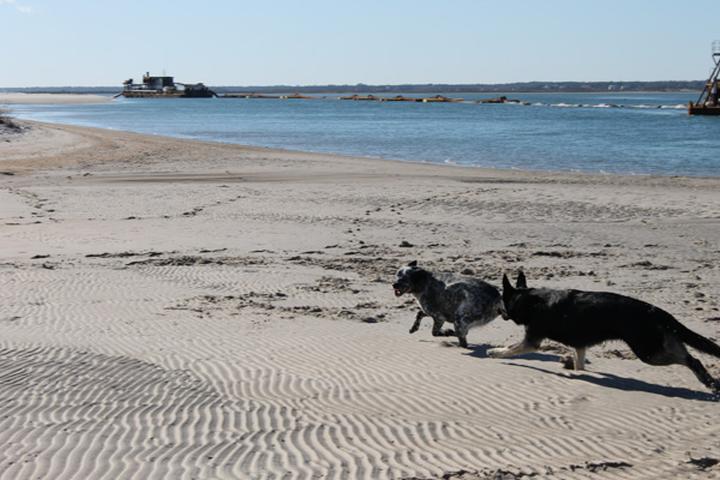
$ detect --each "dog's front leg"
[454,315,471,348]
[562,347,587,370]
[574,347,586,370]
[488,339,539,358]
[431,317,455,337]
[409,310,427,334]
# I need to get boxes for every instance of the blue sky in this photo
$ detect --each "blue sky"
[1,0,717,87]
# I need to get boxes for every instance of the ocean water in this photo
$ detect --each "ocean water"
[8,92,720,176]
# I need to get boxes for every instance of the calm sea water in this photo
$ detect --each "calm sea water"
[8,92,720,176]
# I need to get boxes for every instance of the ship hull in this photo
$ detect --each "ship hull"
[688,102,720,115]
[122,91,214,98]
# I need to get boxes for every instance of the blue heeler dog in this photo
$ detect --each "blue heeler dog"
[491,271,720,393]
[392,261,501,348]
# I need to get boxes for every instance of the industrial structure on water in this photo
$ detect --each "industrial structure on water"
[688,41,720,115]
[118,72,216,98]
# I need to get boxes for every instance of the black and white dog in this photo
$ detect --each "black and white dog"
[490,271,720,392]
[392,261,501,348]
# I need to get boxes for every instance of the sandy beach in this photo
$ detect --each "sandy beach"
[1,116,719,479]
[0,93,111,105]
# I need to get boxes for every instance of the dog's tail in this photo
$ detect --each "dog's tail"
[678,323,720,358]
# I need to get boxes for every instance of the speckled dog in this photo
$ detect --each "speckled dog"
[392,261,501,348]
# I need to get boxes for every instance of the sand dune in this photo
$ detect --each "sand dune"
[0,121,719,479]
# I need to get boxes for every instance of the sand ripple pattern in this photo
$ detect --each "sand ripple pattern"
[2,162,719,479]
[0,311,717,480]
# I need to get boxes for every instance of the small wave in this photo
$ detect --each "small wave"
[550,102,620,108]
[551,103,581,108]
[542,102,686,111]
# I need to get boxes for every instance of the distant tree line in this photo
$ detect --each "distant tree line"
[1,81,704,95]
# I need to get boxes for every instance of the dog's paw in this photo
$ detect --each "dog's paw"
[712,382,720,397]
[561,355,575,370]
[487,347,506,358]
[409,326,419,334]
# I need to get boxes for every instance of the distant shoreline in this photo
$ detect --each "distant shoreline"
[0,80,704,96]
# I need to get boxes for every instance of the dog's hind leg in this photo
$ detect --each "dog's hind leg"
[684,354,720,393]
[409,310,427,334]
[631,334,720,392]
[431,317,455,337]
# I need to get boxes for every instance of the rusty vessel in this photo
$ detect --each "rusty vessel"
[688,42,720,115]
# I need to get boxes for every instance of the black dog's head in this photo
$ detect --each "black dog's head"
[392,260,431,297]
[499,271,528,322]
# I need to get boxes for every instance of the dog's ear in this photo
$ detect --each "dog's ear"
[502,274,514,293]
[516,271,527,289]
[407,260,418,268]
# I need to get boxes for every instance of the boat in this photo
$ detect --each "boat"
[418,95,463,103]
[117,72,216,98]
[280,93,314,99]
[380,95,416,102]
[479,96,509,104]
[689,42,720,115]
[339,94,379,101]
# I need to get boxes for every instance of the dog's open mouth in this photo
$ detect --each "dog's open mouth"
[393,285,407,297]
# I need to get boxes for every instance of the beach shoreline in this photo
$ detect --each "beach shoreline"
[1,118,719,479]
[4,90,713,178]
[0,92,111,105]
[4,118,720,187]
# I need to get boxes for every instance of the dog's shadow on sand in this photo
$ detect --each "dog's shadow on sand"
[506,363,717,402]
[462,343,563,364]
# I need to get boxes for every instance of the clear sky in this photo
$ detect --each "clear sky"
[1,0,717,87]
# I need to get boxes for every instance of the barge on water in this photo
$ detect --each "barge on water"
[117,72,216,98]
[339,94,380,101]
[417,95,462,103]
[689,42,720,115]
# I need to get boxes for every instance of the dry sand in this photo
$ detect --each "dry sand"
[1,120,719,479]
